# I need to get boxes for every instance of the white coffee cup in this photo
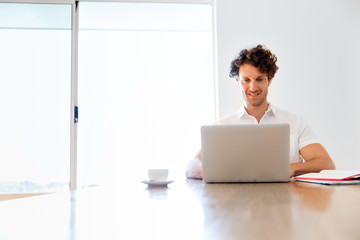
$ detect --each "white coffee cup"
[148,169,168,181]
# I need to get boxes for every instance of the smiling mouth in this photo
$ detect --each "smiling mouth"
[248,92,260,97]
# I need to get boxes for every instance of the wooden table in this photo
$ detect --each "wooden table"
[0,179,359,240]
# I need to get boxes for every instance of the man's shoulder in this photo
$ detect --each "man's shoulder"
[215,108,245,125]
[272,104,302,121]
[271,105,314,134]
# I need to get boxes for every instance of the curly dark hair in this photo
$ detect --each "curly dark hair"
[229,44,279,80]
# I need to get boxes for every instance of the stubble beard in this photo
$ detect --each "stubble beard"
[244,90,267,108]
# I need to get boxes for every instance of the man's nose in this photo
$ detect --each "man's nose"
[249,80,257,91]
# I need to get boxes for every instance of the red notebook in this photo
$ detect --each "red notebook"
[294,170,360,185]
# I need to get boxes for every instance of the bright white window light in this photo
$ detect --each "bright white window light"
[0,3,71,193]
[78,2,214,186]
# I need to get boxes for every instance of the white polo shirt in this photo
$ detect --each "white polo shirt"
[215,103,319,163]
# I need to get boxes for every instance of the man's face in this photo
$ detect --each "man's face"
[237,63,271,108]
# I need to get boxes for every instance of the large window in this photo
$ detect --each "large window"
[77,2,214,186]
[0,2,214,192]
[0,3,71,193]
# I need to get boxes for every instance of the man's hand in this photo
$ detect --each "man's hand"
[186,157,203,179]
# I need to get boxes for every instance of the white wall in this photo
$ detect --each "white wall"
[214,0,360,170]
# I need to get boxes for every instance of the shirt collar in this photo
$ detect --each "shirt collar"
[266,103,277,118]
[237,102,277,120]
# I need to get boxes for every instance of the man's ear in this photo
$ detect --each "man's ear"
[236,77,240,85]
[268,77,273,86]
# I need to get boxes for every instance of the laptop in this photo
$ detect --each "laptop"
[201,123,290,183]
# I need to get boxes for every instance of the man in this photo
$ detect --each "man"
[186,44,335,179]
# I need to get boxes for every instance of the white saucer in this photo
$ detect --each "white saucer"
[141,180,174,187]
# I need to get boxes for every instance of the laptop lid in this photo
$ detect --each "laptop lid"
[201,124,290,183]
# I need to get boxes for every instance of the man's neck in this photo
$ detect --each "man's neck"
[244,102,269,123]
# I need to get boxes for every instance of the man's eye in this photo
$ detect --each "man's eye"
[243,79,250,82]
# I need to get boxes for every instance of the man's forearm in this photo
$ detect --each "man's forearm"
[290,157,335,177]
[291,143,336,177]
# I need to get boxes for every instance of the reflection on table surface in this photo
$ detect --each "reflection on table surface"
[0,179,359,240]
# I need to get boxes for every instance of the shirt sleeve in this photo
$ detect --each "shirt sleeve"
[297,115,320,150]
